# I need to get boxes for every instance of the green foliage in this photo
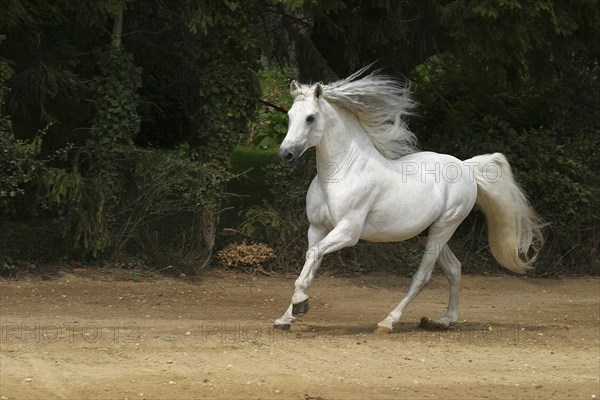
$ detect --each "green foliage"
[229,145,278,207]
[111,147,232,270]
[263,151,316,214]
[0,51,43,215]
[0,128,43,212]
[89,48,142,147]
[252,111,288,149]
[239,204,297,243]
[130,147,231,212]
[441,0,599,82]
[1,1,261,264]
[1,1,598,276]
[38,47,144,257]
[291,0,600,81]
[224,137,315,271]
[250,68,294,148]
[0,34,12,90]
[226,67,300,253]
[187,0,263,163]
[412,55,600,273]
[227,150,315,262]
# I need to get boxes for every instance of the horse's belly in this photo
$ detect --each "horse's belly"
[360,227,421,242]
[359,209,438,242]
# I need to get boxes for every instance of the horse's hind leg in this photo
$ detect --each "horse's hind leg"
[434,245,461,326]
[375,221,459,334]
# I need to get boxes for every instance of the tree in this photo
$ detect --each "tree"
[282,0,600,82]
[0,0,266,265]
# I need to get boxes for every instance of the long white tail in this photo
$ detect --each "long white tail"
[466,153,544,273]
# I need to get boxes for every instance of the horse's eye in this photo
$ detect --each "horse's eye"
[306,115,315,123]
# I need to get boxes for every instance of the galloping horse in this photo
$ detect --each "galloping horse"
[274,68,544,333]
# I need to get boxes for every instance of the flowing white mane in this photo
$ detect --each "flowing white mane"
[306,67,418,159]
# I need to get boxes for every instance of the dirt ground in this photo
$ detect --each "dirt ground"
[0,270,598,400]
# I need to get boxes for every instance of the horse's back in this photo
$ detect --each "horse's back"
[359,152,477,241]
[392,151,478,215]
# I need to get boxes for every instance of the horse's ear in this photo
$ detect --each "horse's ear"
[314,83,323,100]
[290,80,300,98]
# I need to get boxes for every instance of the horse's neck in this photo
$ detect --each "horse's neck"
[315,106,380,173]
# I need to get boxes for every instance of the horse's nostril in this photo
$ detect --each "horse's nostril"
[278,147,298,167]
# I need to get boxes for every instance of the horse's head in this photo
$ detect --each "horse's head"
[278,80,325,167]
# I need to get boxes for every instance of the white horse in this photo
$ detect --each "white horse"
[274,68,544,333]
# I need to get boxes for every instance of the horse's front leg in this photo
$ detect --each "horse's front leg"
[274,225,327,329]
[274,221,360,330]
[273,246,322,329]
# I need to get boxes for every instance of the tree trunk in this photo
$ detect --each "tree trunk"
[112,2,124,49]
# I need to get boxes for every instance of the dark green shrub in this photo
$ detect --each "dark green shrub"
[229,145,278,207]
[110,147,231,272]
[0,129,44,213]
[250,67,294,149]
[411,56,600,274]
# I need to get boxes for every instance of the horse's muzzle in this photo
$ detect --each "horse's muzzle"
[278,145,301,167]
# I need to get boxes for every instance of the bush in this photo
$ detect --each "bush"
[229,145,278,207]
[249,67,294,149]
[0,128,44,213]
[0,3,265,274]
[110,147,231,272]
[411,56,600,274]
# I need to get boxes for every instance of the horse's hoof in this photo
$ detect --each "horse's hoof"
[374,326,392,334]
[292,299,309,317]
[418,317,432,329]
[419,316,452,331]
[273,323,291,331]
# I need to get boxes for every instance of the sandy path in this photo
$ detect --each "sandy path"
[1,271,598,399]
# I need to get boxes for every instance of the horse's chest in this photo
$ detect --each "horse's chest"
[307,188,336,225]
[307,179,374,227]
